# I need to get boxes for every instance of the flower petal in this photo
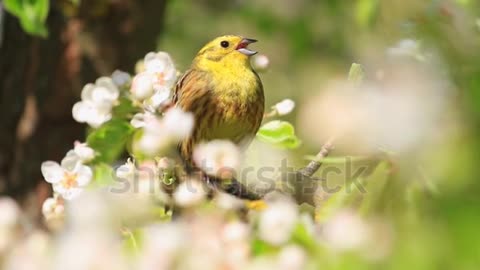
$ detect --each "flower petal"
[41,161,64,184]
[74,142,95,162]
[163,108,194,139]
[72,101,90,123]
[54,184,83,200]
[131,72,155,100]
[96,77,119,100]
[73,164,93,187]
[80,83,95,102]
[61,150,81,171]
[143,88,170,111]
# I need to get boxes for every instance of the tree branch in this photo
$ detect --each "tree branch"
[299,136,336,177]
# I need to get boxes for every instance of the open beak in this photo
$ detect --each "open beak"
[236,38,258,56]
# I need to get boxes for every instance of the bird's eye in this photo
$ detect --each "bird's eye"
[220,41,229,48]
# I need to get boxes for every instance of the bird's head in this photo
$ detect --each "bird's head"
[194,35,258,67]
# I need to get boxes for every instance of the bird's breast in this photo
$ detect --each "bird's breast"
[195,71,264,145]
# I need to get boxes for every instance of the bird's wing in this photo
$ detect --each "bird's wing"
[172,69,212,166]
[173,69,208,105]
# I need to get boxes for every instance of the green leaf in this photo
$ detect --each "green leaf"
[357,161,390,216]
[348,63,365,86]
[355,0,379,28]
[122,228,142,256]
[251,238,278,256]
[87,119,134,164]
[91,163,116,187]
[291,222,317,251]
[3,0,49,37]
[112,97,138,120]
[3,0,23,15]
[256,120,301,149]
[314,183,352,223]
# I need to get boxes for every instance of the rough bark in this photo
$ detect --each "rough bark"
[0,0,167,204]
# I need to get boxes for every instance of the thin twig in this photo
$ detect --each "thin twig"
[299,136,336,177]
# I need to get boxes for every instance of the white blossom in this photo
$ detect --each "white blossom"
[277,245,307,270]
[0,197,20,253]
[173,179,207,207]
[130,51,176,108]
[115,158,136,180]
[143,87,171,112]
[70,141,95,162]
[162,107,195,139]
[0,197,20,228]
[322,209,370,251]
[4,231,52,270]
[252,54,270,71]
[214,192,244,210]
[258,197,298,245]
[222,221,250,243]
[42,196,65,230]
[131,72,156,101]
[41,160,93,200]
[387,39,425,61]
[139,224,185,270]
[144,52,177,90]
[135,108,194,156]
[53,231,127,270]
[193,140,241,180]
[111,70,131,87]
[130,111,157,129]
[72,77,119,128]
[273,99,295,116]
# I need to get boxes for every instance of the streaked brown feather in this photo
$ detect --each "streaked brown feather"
[174,68,264,168]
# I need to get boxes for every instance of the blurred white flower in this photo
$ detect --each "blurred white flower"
[4,230,51,270]
[111,70,132,87]
[144,52,177,89]
[131,72,156,101]
[193,140,241,180]
[387,39,425,61]
[130,111,156,129]
[143,87,171,112]
[258,197,298,245]
[131,52,176,107]
[0,197,20,228]
[299,63,451,153]
[72,77,119,128]
[222,221,250,243]
[42,196,65,230]
[214,192,244,210]
[115,159,167,200]
[139,223,185,270]
[41,160,92,200]
[53,231,127,270]
[252,54,270,71]
[173,179,207,207]
[60,141,96,164]
[115,158,135,180]
[322,209,370,251]
[0,197,20,253]
[135,108,194,156]
[273,98,295,116]
[156,157,175,171]
[136,161,169,201]
[221,221,251,268]
[162,107,195,139]
[277,245,307,270]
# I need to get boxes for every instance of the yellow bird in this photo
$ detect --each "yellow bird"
[173,35,265,197]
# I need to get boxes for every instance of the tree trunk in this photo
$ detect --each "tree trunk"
[0,0,167,206]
